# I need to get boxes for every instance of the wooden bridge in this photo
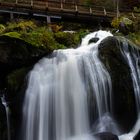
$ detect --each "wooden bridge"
[0,0,139,23]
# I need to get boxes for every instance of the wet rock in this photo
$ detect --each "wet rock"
[98,36,137,131]
[134,130,140,140]
[0,35,48,91]
[0,35,49,140]
[94,132,119,140]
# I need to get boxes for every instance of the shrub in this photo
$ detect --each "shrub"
[6,20,36,32]
[127,32,140,46]
[22,27,58,51]
[54,32,79,48]
[111,16,133,34]
[111,17,133,29]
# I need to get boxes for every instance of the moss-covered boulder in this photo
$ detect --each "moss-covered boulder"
[99,36,136,131]
[0,35,50,91]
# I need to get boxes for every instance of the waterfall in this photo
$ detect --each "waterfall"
[1,95,11,140]
[21,30,120,140]
[118,38,140,140]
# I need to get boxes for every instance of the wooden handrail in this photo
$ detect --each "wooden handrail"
[0,0,138,19]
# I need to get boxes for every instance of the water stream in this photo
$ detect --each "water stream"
[21,30,118,140]
[21,31,140,140]
[118,38,140,140]
[1,94,11,140]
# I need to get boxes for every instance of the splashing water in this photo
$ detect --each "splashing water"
[21,30,121,140]
[93,113,120,135]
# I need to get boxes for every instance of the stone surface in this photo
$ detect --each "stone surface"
[94,132,119,140]
[99,36,137,131]
[0,35,49,140]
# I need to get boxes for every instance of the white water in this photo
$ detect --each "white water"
[21,30,119,140]
[1,95,11,140]
[119,39,140,140]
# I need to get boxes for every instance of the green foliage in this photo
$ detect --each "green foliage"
[0,19,91,52]
[76,29,89,40]
[7,68,28,91]
[54,31,87,48]
[54,32,75,48]
[4,32,21,39]
[127,32,140,46]
[21,27,60,51]
[0,24,5,34]
[6,20,36,32]
[111,16,133,31]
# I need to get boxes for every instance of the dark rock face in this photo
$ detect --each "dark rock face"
[134,130,140,140]
[99,36,137,131]
[0,35,50,140]
[94,132,119,140]
[0,35,49,92]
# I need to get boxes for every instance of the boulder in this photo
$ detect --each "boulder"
[98,36,137,131]
[94,132,119,140]
[0,35,49,92]
[134,130,140,140]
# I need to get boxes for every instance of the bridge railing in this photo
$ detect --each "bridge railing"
[0,0,137,18]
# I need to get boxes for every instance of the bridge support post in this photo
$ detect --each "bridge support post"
[46,16,51,24]
[10,13,14,21]
[90,7,92,14]
[61,2,63,11]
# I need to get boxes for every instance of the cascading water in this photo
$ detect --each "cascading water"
[21,30,120,140]
[1,94,11,140]
[118,38,140,140]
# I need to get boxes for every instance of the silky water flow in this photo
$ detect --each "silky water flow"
[21,31,128,140]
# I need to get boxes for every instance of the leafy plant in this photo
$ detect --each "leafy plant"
[54,32,79,48]
[127,32,140,46]
[111,16,133,29]
[0,24,5,34]
[6,20,36,32]
[4,32,21,39]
